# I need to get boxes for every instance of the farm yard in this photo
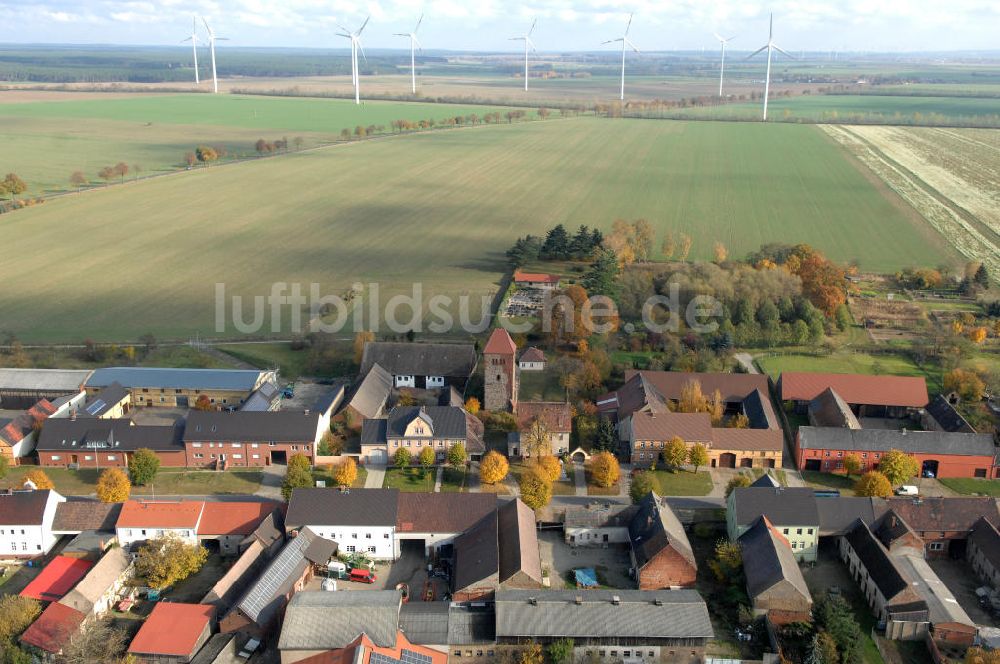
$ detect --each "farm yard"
[0,110,957,342]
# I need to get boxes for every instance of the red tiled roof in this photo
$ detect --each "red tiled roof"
[513,270,560,284]
[116,500,204,529]
[20,556,94,602]
[519,347,546,363]
[19,602,86,653]
[0,399,56,447]
[196,501,279,536]
[516,401,572,433]
[779,372,929,408]
[630,411,714,442]
[484,328,517,355]
[128,603,214,657]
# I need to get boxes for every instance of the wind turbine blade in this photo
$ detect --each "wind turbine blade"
[182,37,192,43]
[746,44,768,59]
[414,14,423,33]
[201,16,213,37]
[625,37,640,53]
[625,13,633,36]
[357,40,368,63]
[769,13,774,41]
[528,18,536,36]
[602,38,622,44]
[725,35,736,42]
[215,37,230,41]
[413,35,422,51]
[773,44,794,58]
[358,15,370,35]
[527,36,536,52]
[393,33,409,37]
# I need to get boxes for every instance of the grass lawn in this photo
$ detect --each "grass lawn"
[649,470,714,497]
[440,467,466,493]
[0,466,263,496]
[801,471,858,496]
[313,464,368,489]
[508,462,575,496]
[939,478,1000,497]
[585,470,620,497]
[518,370,566,402]
[0,118,950,342]
[745,468,788,486]
[383,467,435,492]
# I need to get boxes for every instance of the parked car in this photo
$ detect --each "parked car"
[349,568,377,584]
[896,485,919,496]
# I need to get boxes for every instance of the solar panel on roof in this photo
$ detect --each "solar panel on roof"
[238,536,309,621]
[85,400,106,415]
[370,651,432,664]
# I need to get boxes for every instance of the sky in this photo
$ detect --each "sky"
[0,0,998,53]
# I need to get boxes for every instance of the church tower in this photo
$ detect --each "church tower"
[483,328,518,412]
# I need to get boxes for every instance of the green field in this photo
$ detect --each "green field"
[0,112,956,342]
[671,94,1000,125]
[0,94,523,193]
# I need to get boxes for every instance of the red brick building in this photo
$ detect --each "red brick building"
[35,419,185,468]
[182,411,323,467]
[629,493,697,590]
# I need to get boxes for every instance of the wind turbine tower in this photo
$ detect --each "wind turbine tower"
[338,17,370,105]
[394,15,423,95]
[603,14,640,102]
[201,17,228,94]
[714,33,735,97]
[746,13,792,121]
[510,19,537,91]
[182,16,201,85]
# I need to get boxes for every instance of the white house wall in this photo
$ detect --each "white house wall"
[117,526,198,549]
[306,524,395,559]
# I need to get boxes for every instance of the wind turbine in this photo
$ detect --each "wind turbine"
[394,15,423,95]
[181,16,201,85]
[201,17,228,94]
[714,33,735,97]
[338,16,370,105]
[510,18,537,92]
[603,14,640,102]
[746,13,792,121]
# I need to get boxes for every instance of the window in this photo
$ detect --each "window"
[807,528,814,535]
[233,454,243,459]
[352,533,358,539]
[383,533,390,539]
[251,443,259,448]
[51,455,61,461]
[797,528,803,535]
[84,455,93,461]
[107,455,116,461]
[368,546,376,553]
[252,454,260,459]
[232,443,240,448]
[194,454,204,459]
[783,528,789,535]
[929,542,944,551]
[366,533,372,539]
[192,443,202,448]
[346,545,355,553]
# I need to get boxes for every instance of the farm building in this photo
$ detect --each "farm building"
[922,394,977,434]
[201,510,285,611]
[0,368,90,408]
[563,502,634,547]
[128,602,215,664]
[78,382,131,419]
[115,500,204,549]
[359,341,477,390]
[512,270,561,290]
[777,372,929,418]
[36,419,185,468]
[360,405,485,465]
[967,517,1000,589]
[183,410,324,467]
[20,555,94,602]
[0,398,57,462]
[738,516,812,625]
[342,362,393,423]
[628,493,697,590]
[85,367,274,409]
[795,426,997,479]
[508,401,572,458]
[727,487,821,562]
[19,602,87,658]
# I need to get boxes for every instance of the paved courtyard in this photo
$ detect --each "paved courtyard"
[537,530,633,590]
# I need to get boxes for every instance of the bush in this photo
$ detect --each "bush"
[393,447,412,467]
[332,458,358,487]
[878,449,920,486]
[0,595,40,641]
[479,451,509,485]
[534,455,561,483]
[630,471,660,504]
[588,451,620,488]
[447,443,466,468]
[519,469,552,510]
[22,469,53,490]
[129,448,160,486]
[288,453,312,473]
[96,468,131,503]
[724,475,752,498]
[282,465,313,500]
[134,534,208,589]
[854,470,893,497]
[418,447,436,468]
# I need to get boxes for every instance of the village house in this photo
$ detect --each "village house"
[508,401,572,458]
[0,398,57,463]
[36,418,185,468]
[967,517,1000,589]
[360,405,485,465]
[563,502,634,547]
[86,367,275,409]
[840,519,930,640]
[360,341,477,391]
[196,501,282,556]
[495,590,713,660]
[0,488,66,557]
[518,346,546,371]
[115,500,204,548]
[727,487,821,562]
[738,516,813,625]
[128,602,216,664]
[878,496,1000,559]
[341,363,394,425]
[629,493,697,590]
[79,382,131,419]
[219,527,336,640]
[777,371,929,419]
[795,426,998,479]
[512,269,561,290]
[51,500,122,560]
[183,410,324,467]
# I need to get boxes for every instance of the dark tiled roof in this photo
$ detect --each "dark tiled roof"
[360,342,476,378]
[396,493,495,534]
[731,487,820,528]
[630,411,713,442]
[564,502,636,529]
[808,388,861,429]
[52,500,121,533]
[969,517,1000,572]
[0,489,55,525]
[750,474,781,488]
[883,497,1000,534]
[399,602,449,645]
[87,367,266,391]
[465,412,485,455]
[738,516,811,603]
[495,589,713,640]
[743,388,780,430]
[80,382,130,418]
[874,509,920,549]
[38,419,183,452]
[843,519,926,612]
[628,493,695,570]
[286,488,399,528]
[452,511,499,593]
[779,372,928,408]
[277,591,401,651]
[925,395,976,433]
[386,406,467,439]
[184,410,320,443]
[798,426,996,457]
[347,364,393,420]
[816,496,880,536]
[497,499,542,585]
[711,428,784,452]
[360,418,388,445]
[447,604,496,645]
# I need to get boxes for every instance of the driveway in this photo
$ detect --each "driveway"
[928,557,998,627]
[364,464,386,488]
[537,530,633,589]
[254,464,283,499]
